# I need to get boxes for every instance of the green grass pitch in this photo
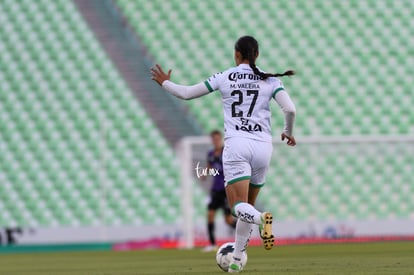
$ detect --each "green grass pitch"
[0,242,413,274]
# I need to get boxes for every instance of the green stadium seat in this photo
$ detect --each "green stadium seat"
[117,0,413,136]
[0,0,183,227]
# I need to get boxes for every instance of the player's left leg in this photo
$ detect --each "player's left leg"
[222,192,236,228]
[225,179,253,273]
[223,137,268,272]
[229,184,272,272]
[227,181,269,273]
[224,212,236,228]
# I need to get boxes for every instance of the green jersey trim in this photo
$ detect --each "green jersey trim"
[272,87,285,98]
[204,80,214,92]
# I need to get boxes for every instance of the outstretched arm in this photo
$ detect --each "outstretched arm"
[274,90,296,146]
[151,64,210,100]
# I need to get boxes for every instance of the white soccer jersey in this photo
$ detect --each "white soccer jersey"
[204,64,286,143]
[161,63,295,185]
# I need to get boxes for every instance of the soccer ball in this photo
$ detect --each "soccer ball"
[215,242,248,272]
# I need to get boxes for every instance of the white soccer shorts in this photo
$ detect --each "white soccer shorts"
[223,137,273,187]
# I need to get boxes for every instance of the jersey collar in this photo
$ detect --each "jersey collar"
[238,64,252,70]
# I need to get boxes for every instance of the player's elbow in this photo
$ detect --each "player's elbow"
[284,105,296,116]
[175,93,191,100]
[181,95,193,100]
[177,90,194,100]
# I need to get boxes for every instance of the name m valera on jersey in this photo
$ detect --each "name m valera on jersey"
[228,72,261,82]
[230,83,260,89]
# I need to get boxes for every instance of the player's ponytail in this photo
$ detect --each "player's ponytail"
[235,36,295,79]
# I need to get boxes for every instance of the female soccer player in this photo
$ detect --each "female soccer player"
[151,36,296,273]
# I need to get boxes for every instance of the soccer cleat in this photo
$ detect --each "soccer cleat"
[228,258,243,273]
[259,212,274,250]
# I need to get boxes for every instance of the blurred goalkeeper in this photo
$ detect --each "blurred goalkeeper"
[202,130,236,252]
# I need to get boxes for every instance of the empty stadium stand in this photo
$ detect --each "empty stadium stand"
[115,0,414,221]
[0,0,412,230]
[116,0,413,136]
[0,0,192,227]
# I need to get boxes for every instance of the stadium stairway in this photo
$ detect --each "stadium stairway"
[73,0,203,145]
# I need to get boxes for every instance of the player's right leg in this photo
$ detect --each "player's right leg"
[248,186,273,250]
[226,181,263,226]
[249,139,274,250]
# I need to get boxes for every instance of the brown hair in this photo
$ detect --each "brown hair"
[235,36,295,79]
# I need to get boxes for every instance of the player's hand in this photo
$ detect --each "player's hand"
[151,64,172,86]
[281,133,296,146]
